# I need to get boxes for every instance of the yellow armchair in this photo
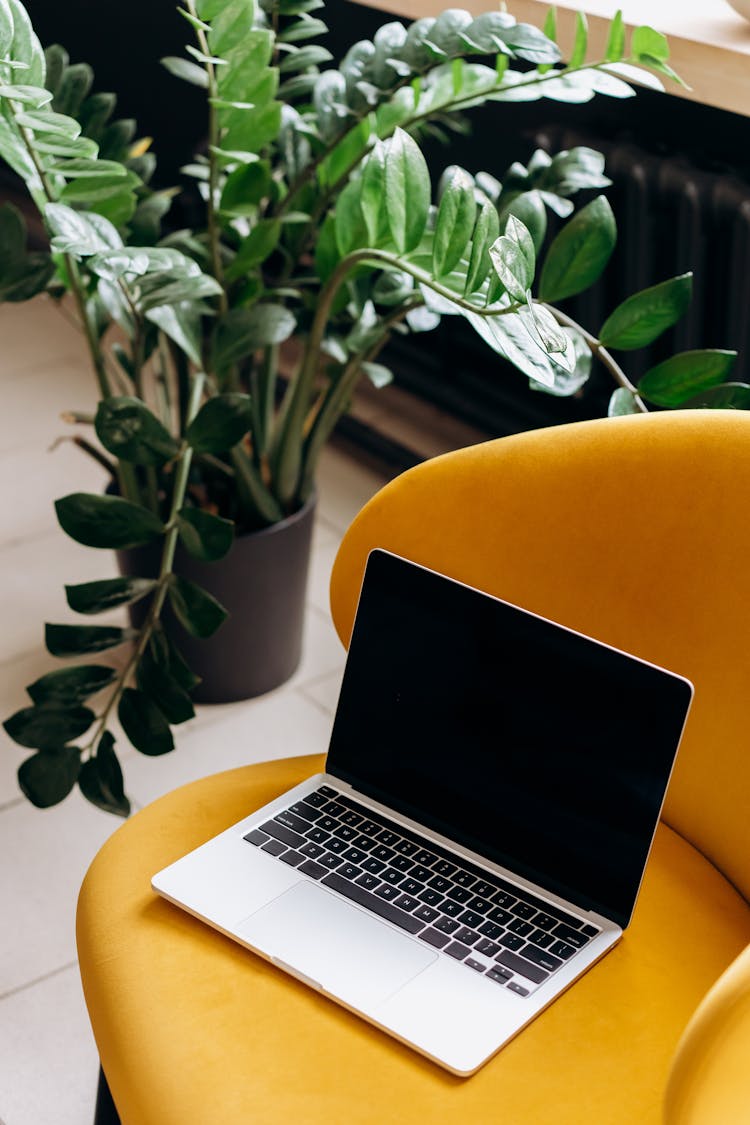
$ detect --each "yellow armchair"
[77,411,750,1123]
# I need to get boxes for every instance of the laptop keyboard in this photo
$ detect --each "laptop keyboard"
[244,784,600,997]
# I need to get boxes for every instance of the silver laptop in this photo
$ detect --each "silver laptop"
[153,549,693,1075]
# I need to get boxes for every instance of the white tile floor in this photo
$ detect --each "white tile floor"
[0,298,389,1125]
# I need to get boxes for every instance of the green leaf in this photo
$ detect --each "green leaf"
[168,575,228,638]
[4,704,94,749]
[608,387,642,416]
[65,576,156,615]
[0,83,52,106]
[384,127,431,253]
[211,306,295,369]
[78,731,130,816]
[44,203,121,256]
[136,643,195,725]
[631,25,669,62]
[45,623,133,657]
[145,303,203,368]
[433,166,476,279]
[177,507,234,561]
[681,382,750,410]
[160,54,208,87]
[361,361,393,389]
[55,493,165,549]
[95,397,180,465]
[599,273,692,350]
[219,161,271,215]
[118,687,174,756]
[360,141,386,245]
[605,11,625,62]
[224,219,281,278]
[543,8,557,43]
[18,748,81,809]
[539,195,616,302]
[569,11,588,67]
[334,178,369,256]
[488,221,534,304]
[16,107,81,138]
[50,157,129,179]
[151,626,200,693]
[27,665,117,706]
[6,0,45,86]
[637,350,737,407]
[464,199,499,296]
[497,190,547,255]
[186,393,253,453]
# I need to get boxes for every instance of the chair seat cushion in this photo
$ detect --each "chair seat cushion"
[77,756,750,1125]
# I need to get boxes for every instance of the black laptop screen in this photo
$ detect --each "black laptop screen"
[327,551,692,929]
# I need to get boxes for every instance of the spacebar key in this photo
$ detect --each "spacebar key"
[322,873,424,934]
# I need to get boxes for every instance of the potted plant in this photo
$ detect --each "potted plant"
[0,0,739,814]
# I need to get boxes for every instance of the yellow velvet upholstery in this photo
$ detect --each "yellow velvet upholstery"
[77,412,750,1123]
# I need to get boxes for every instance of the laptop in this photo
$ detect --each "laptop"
[152,549,693,1075]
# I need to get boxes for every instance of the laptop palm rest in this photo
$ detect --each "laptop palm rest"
[236,881,436,1009]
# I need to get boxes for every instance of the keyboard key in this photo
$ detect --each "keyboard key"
[394,895,420,912]
[410,865,433,882]
[532,912,558,931]
[395,840,419,857]
[492,891,516,909]
[325,837,348,855]
[520,945,563,973]
[261,820,305,849]
[371,845,395,863]
[340,811,363,827]
[375,884,400,901]
[465,958,486,973]
[322,872,424,934]
[333,825,358,841]
[299,859,327,879]
[414,849,437,866]
[499,933,524,951]
[390,856,413,872]
[324,801,346,816]
[305,827,330,845]
[382,869,403,885]
[413,904,439,924]
[549,940,576,960]
[299,842,326,859]
[279,850,304,867]
[272,812,309,836]
[433,860,457,878]
[458,910,484,929]
[420,927,450,949]
[453,870,475,888]
[487,966,513,984]
[362,857,386,874]
[551,924,588,948]
[316,816,339,833]
[435,917,460,935]
[528,929,555,949]
[399,878,424,896]
[454,927,480,945]
[343,847,368,865]
[447,886,472,904]
[507,981,530,996]
[466,897,493,914]
[510,901,536,920]
[303,791,329,808]
[418,889,443,906]
[472,881,496,898]
[496,950,549,984]
[320,853,344,869]
[581,924,600,938]
[358,820,381,836]
[508,919,533,937]
[476,938,501,957]
[478,921,503,940]
[375,829,399,846]
[428,875,451,893]
[444,941,471,961]
[290,802,322,823]
[437,900,463,918]
[339,863,362,880]
[352,835,376,851]
[487,907,513,927]
[243,829,268,846]
[355,873,381,891]
[317,785,338,798]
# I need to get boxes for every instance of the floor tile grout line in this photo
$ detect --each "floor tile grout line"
[0,959,79,1003]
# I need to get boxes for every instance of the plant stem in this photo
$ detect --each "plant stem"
[542,304,649,411]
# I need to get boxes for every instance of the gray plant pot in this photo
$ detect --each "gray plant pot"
[118,495,317,703]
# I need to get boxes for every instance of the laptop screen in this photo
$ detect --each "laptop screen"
[327,550,693,929]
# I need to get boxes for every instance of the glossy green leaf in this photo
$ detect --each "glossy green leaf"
[212,306,295,369]
[95,397,180,465]
[599,273,692,350]
[177,507,234,561]
[464,199,499,296]
[631,25,669,62]
[384,128,431,253]
[539,195,616,301]
[145,303,203,368]
[638,350,737,406]
[432,166,476,279]
[488,221,534,304]
[168,575,228,638]
[78,731,130,816]
[4,703,94,749]
[27,664,117,706]
[569,11,588,67]
[45,623,133,657]
[136,642,195,725]
[208,0,255,56]
[18,748,81,808]
[65,576,156,615]
[608,387,642,416]
[682,382,750,410]
[118,687,174,756]
[55,493,165,549]
[150,626,201,693]
[186,394,253,453]
[224,219,281,278]
[44,203,121,256]
[360,141,386,245]
[6,0,45,85]
[334,178,369,256]
[497,190,547,255]
[0,84,52,107]
[219,161,271,215]
[604,11,625,61]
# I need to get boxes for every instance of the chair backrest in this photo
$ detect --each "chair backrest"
[330,411,750,904]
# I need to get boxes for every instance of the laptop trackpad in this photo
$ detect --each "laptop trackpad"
[236,880,436,1010]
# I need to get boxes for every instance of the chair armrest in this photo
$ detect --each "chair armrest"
[664,942,750,1124]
